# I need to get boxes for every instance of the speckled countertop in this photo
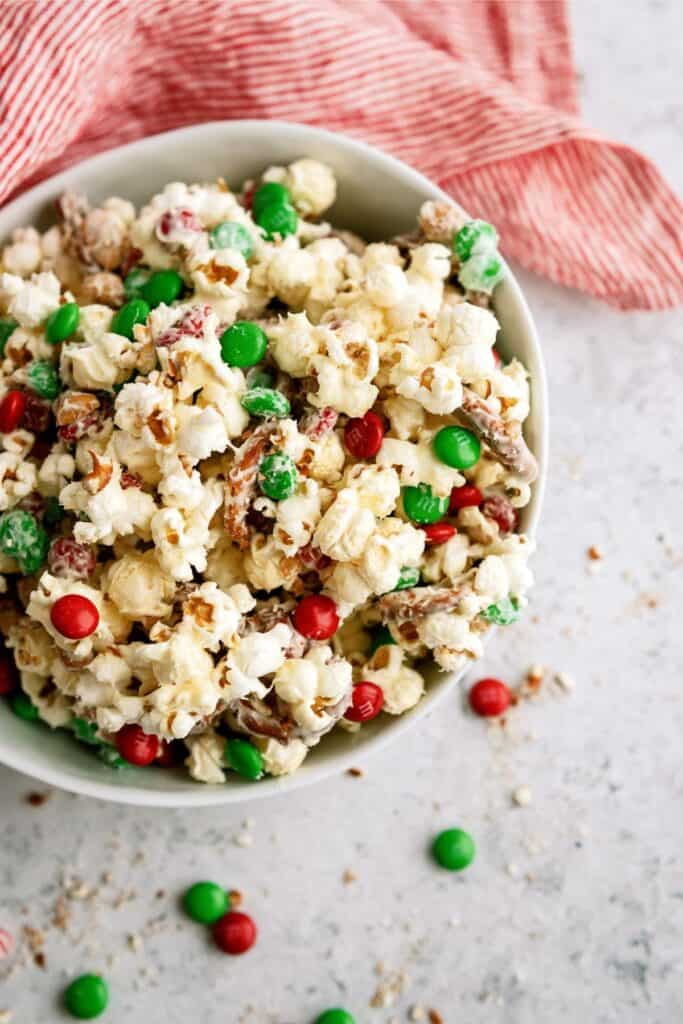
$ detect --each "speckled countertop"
[2,4,682,1022]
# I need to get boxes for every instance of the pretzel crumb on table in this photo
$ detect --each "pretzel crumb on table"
[0,157,536,782]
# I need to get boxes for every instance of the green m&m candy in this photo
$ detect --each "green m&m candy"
[369,625,396,656]
[123,267,150,299]
[394,566,420,591]
[0,318,18,356]
[71,716,101,746]
[252,181,291,218]
[27,360,60,399]
[183,881,230,924]
[210,221,254,259]
[256,201,298,241]
[97,746,127,769]
[259,452,298,501]
[459,250,505,294]
[432,828,476,871]
[141,269,184,308]
[241,387,290,419]
[10,691,39,722]
[0,508,48,574]
[110,298,150,340]
[432,426,480,470]
[315,1011,356,1024]
[481,595,520,626]
[453,219,498,263]
[225,737,264,780]
[45,302,80,344]
[402,484,448,525]
[220,321,268,368]
[63,973,109,1019]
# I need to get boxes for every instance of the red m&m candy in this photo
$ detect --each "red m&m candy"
[50,594,99,639]
[212,911,257,955]
[422,522,457,545]
[293,594,339,640]
[115,724,160,766]
[344,411,384,459]
[344,682,384,723]
[0,391,27,433]
[0,651,18,696]
[469,677,511,717]
[449,484,482,513]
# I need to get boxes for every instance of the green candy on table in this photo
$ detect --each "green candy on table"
[394,566,420,591]
[432,425,481,470]
[481,595,520,626]
[402,483,448,525]
[209,221,254,259]
[252,181,291,218]
[241,387,291,418]
[123,267,151,300]
[453,218,498,262]
[432,828,476,871]
[225,737,264,780]
[0,508,48,574]
[256,201,298,241]
[459,250,505,294]
[110,298,150,340]
[0,318,18,356]
[314,1011,356,1024]
[26,360,60,400]
[10,692,39,722]
[45,302,80,344]
[63,973,109,1019]
[183,881,230,924]
[368,625,396,655]
[220,320,268,368]
[141,269,184,308]
[259,452,298,501]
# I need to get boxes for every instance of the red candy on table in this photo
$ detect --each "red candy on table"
[0,651,18,696]
[50,594,99,639]
[293,594,339,640]
[480,494,518,534]
[115,724,160,766]
[212,911,257,955]
[469,677,511,717]
[449,484,483,513]
[344,682,384,722]
[344,411,384,458]
[0,390,27,433]
[422,522,457,545]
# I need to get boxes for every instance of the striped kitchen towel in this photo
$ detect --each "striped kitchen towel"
[0,0,681,310]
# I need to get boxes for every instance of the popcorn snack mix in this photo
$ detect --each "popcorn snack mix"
[0,159,537,783]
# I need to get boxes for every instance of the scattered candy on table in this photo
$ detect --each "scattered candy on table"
[212,910,257,955]
[110,297,150,339]
[26,360,60,399]
[432,827,476,871]
[141,268,183,307]
[480,595,520,625]
[0,389,27,432]
[258,452,298,500]
[422,522,457,545]
[63,973,109,1020]
[45,302,80,344]
[393,566,420,590]
[10,692,39,721]
[241,387,291,418]
[209,221,254,258]
[183,881,230,924]
[402,483,449,524]
[314,1011,356,1024]
[449,483,483,512]
[432,425,481,470]
[468,677,511,717]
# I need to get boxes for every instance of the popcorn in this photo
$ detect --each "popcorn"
[0,163,536,784]
[0,271,61,327]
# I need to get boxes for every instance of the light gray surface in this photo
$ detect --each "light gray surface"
[2,3,682,1021]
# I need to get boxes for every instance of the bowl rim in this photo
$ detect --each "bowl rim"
[0,119,548,806]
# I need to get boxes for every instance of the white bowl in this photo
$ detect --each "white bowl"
[0,121,547,805]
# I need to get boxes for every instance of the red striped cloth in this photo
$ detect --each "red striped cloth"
[1,0,681,310]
